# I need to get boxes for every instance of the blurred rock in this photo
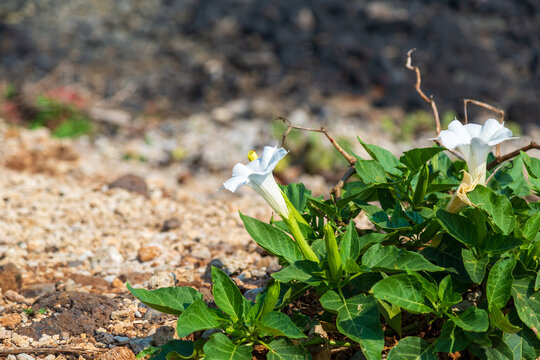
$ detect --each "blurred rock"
[0,313,22,328]
[129,337,153,354]
[151,325,175,346]
[161,217,181,232]
[148,271,176,290]
[21,283,56,298]
[109,174,149,198]
[0,262,22,292]
[137,246,161,262]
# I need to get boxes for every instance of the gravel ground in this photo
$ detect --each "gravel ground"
[0,114,538,359]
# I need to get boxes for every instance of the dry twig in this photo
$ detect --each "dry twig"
[406,49,441,135]
[463,98,505,156]
[276,117,356,200]
[487,141,540,170]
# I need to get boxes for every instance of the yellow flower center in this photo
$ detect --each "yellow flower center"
[248,150,259,162]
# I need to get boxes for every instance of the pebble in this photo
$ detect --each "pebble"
[109,174,149,198]
[0,313,22,328]
[161,217,181,232]
[137,246,161,262]
[129,336,153,354]
[0,262,22,292]
[21,283,56,298]
[111,309,134,321]
[16,354,35,360]
[91,247,124,269]
[4,290,32,305]
[148,272,176,290]
[151,325,175,346]
[44,356,55,360]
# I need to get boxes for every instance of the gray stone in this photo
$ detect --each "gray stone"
[151,325,175,346]
[16,354,35,360]
[148,271,176,290]
[129,336,153,354]
[244,287,265,302]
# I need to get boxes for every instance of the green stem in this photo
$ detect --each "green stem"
[284,216,319,263]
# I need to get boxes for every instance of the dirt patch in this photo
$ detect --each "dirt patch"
[15,292,117,340]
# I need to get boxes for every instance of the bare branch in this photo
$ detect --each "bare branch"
[406,49,441,135]
[487,141,540,170]
[464,99,505,156]
[276,117,356,166]
[331,166,356,200]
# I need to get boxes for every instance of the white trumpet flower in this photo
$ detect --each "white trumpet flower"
[223,145,289,219]
[433,118,517,185]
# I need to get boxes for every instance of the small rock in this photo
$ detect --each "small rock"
[244,287,265,302]
[16,354,35,360]
[0,262,22,292]
[95,331,115,345]
[4,290,32,305]
[109,174,149,198]
[44,355,55,360]
[0,313,22,328]
[112,278,124,288]
[21,283,56,298]
[111,309,134,321]
[161,217,180,232]
[151,325,175,346]
[98,347,136,360]
[137,246,161,262]
[129,337,153,354]
[148,272,176,290]
[6,355,16,360]
[201,328,219,339]
[142,308,165,323]
[203,259,225,281]
[113,335,130,343]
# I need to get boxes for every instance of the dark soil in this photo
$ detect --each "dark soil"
[0,0,539,123]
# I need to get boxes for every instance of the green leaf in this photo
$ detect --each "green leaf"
[378,300,401,337]
[500,156,530,197]
[358,137,401,175]
[468,185,516,235]
[203,333,252,360]
[400,147,445,172]
[452,307,489,332]
[487,257,517,311]
[434,321,470,353]
[523,212,540,241]
[319,291,383,360]
[521,151,540,179]
[436,209,474,246]
[422,237,470,283]
[474,339,514,360]
[265,338,311,360]
[357,233,387,252]
[176,300,220,337]
[438,275,462,308]
[536,272,540,292]
[240,213,303,263]
[491,307,521,333]
[372,274,432,313]
[137,340,195,360]
[127,283,203,316]
[271,261,322,285]
[387,336,436,360]
[256,311,307,339]
[461,249,489,284]
[362,244,443,272]
[512,276,540,337]
[280,183,310,212]
[503,331,537,360]
[211,267,245,322]
[355,159,388,184]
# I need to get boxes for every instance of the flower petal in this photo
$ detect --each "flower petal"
[436,120,472,150]
[223,163,252,192]
[462,123,482,139]
[260,146,288,172]
[478,118,504,142]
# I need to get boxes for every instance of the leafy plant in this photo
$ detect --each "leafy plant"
[129,131,540,359]
[30,95,92,138]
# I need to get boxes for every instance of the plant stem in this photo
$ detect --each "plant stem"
[284,216,319,262]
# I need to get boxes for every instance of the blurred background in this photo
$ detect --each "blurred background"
[0,0,539,179]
